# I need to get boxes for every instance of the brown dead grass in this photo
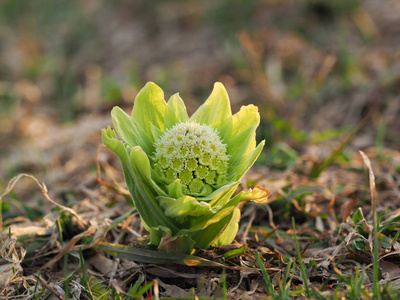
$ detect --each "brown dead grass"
[1,146,399,298]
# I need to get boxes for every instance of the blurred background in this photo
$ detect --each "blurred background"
[1,0,399,201]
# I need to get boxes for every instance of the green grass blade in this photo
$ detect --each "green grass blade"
[254,250,275,296]
[133,280,154,298]
[109,207,136,230]
[127,277,142,296]
[222,269,227,300]
[79,249,95,300]
[292,218,311,298]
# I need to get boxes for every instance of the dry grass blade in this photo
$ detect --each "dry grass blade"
[0,237,26,294]
[35,275,65,300]
[41,221,108,270]
[153,279,160,300]
[239,204,257,243]
[359,151,376,207]
[359,150,379,297]
[0,174,87,230]
[96,148,130,196]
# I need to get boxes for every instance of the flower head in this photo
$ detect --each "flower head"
[154,121,229,195]
[102,82,269,253]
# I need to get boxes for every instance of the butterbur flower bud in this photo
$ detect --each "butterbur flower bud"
[154,121,229,195]
[102,82,269,254]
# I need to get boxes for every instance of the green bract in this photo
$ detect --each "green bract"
[101,82,269,254]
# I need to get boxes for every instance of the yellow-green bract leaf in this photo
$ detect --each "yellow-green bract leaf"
[212,207,241,247]
[101,127,135,207]
[102,128,179,233]
[230,104,260,139]
[222,104,259,151]
[221,104,261,177]
[197,181,239,203]
[150,122,163,143]
[164,93,189,130]
[190,210,234,249]
[131,82,167,138]
[227,124,258,167]
[111,107,153,154]
[166,180,185,199]
[155,227,196,254]
[210,187,269,226]
[229,140,265,182]
[157,195,215,219]
[180,187,269,249]
[128,147,178,230]
[190,82,232,129]
[148,225,172,247]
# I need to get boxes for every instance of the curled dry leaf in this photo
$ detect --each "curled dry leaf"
[0,237,26,291]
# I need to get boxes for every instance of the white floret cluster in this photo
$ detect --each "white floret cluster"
[153,121,229,195]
